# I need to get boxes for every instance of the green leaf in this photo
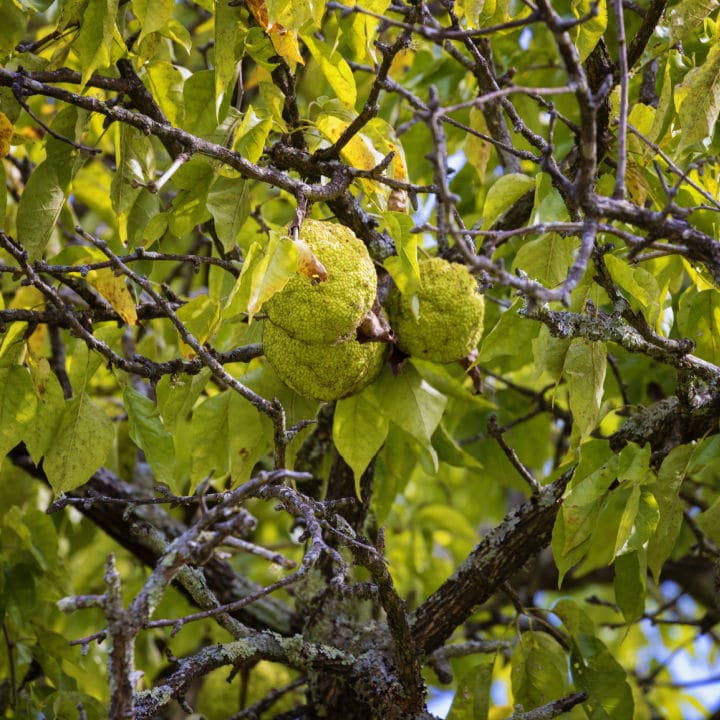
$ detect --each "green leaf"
[565,338,607,446]
[74,0,120,87]
[512,232,577,288]
[301,32,357,108]
[446,660,493,720]
[479,299,539,370]
[123,386,177,488]
[669,0,720,45]
[511,632,571,710]
[206,176,250,253]
[229,234,298,322]
[0,365,37,461]
[183,70,220,137]
[132,0,174,45]
[604,254,661,327]
[647,443,693,580]
[156,369,211,432]
[431,423,482,469]
[168,157,214,236]
[614,550,646,624]
[465,107,491,182]
[144,61,185,125]
[3,507,58,572]
[553,599,634,720]
[0,0,26,54]
[215,0,244,113]
[369,365,446,472]
[531,326,571,383]
[268,0,324,30]
[111,123,155,245]
[16,156,72,262]
[382,212,420,296]
[531,172,569,224]
[457,0,496,28]
[373,424,418,523]
[482,173,534,229]
[553,444,618,583]
[232,107,273,164]
[175,295,221,351]
[25,359,65,463]
[191,391,231,486]
[676,288,720,364]
[333,389,389,499]
[571,0,607,62]
[696,498,720,544]
[228,392,273,486]
[43,393,114,494]
[0,160,6,224]
[675,43,720,156]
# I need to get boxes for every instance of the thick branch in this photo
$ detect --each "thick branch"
[411,474,572,656]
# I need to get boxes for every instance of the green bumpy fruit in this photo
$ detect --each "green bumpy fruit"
[387,257,484,363]
[263,321,387,401]
[264,219,377,344]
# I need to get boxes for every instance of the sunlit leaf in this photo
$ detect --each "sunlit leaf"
[333,389,389,499]
[565,338,607,446]
[230,234,298,322]
[669,0,720,44]
[175,295,222,356]
[647,443,694,579]
[86,269,138,325]
[16,156,72,262]
[0,365,37,462]
[0,110,12,157]
[206,176,250,253]
[675,43,720,156]
[74,0,120,87]
[614,550,646,624]
[482,173,535,229]
[369,365,446,472]
[571,0,607,62]
[301,32,356,107]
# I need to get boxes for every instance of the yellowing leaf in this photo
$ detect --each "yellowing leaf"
[246,0,271,28]
[0,111,12,157]
[230,235,299,323]
[176,295,221,356]
[246,0,305,65]
[316,115,383,197]
[466,107,491,183]
[301,32,357,108]
[316,115,379,170]
[86,268,138,325]
[269,28,305,65]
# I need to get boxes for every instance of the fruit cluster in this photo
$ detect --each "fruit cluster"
[262,220,485,401]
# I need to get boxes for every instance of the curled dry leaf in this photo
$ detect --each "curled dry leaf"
[356,304,395,344]
[295,239,328,283]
